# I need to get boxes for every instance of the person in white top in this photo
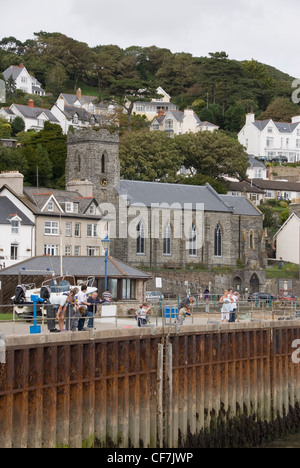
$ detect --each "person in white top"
[48,293,68,332]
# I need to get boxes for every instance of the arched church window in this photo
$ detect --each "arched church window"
[189,223,197,256]
[137,221,145,255]
[214,224,222,257]
[101,153,105,173]
[163,223,172,255]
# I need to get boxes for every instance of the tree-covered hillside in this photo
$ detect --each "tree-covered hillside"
[0,32,298,127]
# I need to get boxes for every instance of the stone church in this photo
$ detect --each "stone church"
[66,128,266,288]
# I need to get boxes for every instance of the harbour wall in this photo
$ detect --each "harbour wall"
[1,321,300,448]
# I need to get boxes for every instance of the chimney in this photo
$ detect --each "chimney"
[56,96,65,112]
[66,179,94,198]
[28,99,34,108]
[268,166,273,181]
[0,171,24,196]
[76,88,82,102]
[246,112,255,125]
[157,108,164,117]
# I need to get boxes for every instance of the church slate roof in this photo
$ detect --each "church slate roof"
[117,180,233,212]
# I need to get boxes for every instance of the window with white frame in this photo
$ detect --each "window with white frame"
[47,201,54,212]
[10,244,18,260]
[74,245,81,256]
[87,224,97,237]
[65,222,71,237]
[75,223,81,237]
[44,244,59,256]
[65,245,71,256]
[44,221,59,235]
[65,202,73,213]
[11,220,20,234]
[87,246,99,256]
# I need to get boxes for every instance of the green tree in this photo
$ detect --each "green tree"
[0,146,28,173]
[174,131,249,181]
[0,117,11,138]
[11,116,25,136]
[22,143,53,187]
[119,131,183,181]
[258,97,300,122]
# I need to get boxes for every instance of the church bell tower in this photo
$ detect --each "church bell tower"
[66,128,120,203]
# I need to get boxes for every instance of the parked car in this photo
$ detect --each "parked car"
[270,155,288,164]
[145,291,164,303]
[248,292,278,302]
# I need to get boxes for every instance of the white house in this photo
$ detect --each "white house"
[0,173,35,268]
[238,113,300,163]
[150,109,219,136]
[274,213,300,265]
[0,100,59,132]
[3,64,45,96]
[247,155,268,180]
[51,89,117,134]
[132,86,178,121]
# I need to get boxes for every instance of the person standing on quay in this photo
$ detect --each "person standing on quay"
[219,290,233,323]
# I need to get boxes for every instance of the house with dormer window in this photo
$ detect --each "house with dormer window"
[3,64,45,96]
[0,172,108,260]
[238,113,300,162]
[150,109,219,136]
[51,89,117,134]
[0,100,59,132]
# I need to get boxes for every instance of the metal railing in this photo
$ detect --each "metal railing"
[0,298,300,336]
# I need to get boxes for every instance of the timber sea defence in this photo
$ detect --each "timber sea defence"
[1,320,300,448]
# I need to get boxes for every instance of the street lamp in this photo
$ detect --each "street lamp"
[101,234,111,291]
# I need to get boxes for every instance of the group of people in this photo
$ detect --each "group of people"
[219,289,240,323]
[46,286,112,333]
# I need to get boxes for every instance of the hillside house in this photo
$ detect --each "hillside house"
[3,64,45,96]
[238,113,300,162]
[150,109,219,136]
[131,86,178,121]
[0,100,59,132]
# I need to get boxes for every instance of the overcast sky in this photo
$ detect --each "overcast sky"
[1,0,299,78]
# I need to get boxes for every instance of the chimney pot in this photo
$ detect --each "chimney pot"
[28,99,34,108]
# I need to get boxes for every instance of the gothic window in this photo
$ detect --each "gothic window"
[101,151,107,173]
[249,230,254,250]
[163,223,172,255]
[189,223,197,256]
[137,221,145,255]
[214,224,222,257]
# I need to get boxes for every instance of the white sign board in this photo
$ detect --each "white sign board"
[100,304,117,323]
[156,277,162,288]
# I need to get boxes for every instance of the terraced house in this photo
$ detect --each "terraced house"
[0,171,108,263]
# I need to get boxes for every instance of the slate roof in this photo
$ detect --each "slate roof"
[248,155,266,168]
[12,104,59,123]
[228,180,264,194]
[253,119,300,133]
[220,195,262,216]
[23,187,99,218]
[60,93,97,106]
[0,255,150,279]
[0,196,34,225]
[251,179,300,192]
[3,65,24,81]
[117,180,232,212]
